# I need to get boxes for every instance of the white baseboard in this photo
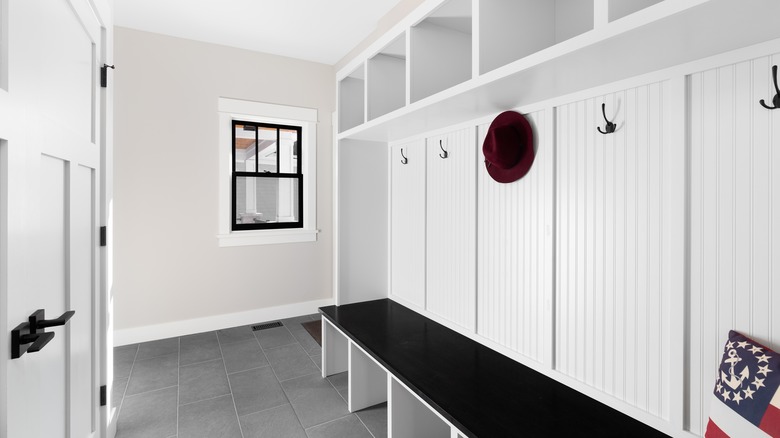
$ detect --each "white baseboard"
[114,298,334,346]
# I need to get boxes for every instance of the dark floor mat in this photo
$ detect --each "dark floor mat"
[301,320,321,346]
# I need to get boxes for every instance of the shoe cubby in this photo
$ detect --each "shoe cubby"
[338,64,365,133]
[389,377,452,438]
[608,0,663,22]
[478,0,593,74]
[367,33,407,121]
[410,0,472,103]
[348,342,388,412]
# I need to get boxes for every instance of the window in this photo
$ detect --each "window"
[232,121,303,230]
[218,97,317,246]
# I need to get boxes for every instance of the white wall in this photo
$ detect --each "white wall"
[113,27,335,340]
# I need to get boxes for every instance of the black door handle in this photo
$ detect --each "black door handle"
[11,309,75,359]
[29,309,75,332]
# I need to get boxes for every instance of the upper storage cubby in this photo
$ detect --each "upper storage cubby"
[339,64,365,132]
[608,0,663,22]
[478,0,593,74]
[410,0,472,103]
[367,33,407,121]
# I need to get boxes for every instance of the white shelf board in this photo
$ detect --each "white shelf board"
[338,0,780,143]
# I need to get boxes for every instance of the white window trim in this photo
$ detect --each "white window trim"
[217,97,318,247]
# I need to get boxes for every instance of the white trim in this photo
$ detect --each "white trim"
[114,297,334,346]
[217,97,318,246]
[217,228,318,247]
[218,97,317,123]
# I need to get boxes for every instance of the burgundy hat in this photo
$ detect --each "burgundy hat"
[482,111,535,183]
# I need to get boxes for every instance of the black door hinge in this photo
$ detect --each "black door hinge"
[100,226,107,247]
[100,385,107,406]
[101,64,115,88]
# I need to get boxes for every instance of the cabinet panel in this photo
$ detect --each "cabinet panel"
[476,109,553,363]
[390,139,426,308]
[556,80,672,419]
[687,52,780,435]
[426,126,477,330]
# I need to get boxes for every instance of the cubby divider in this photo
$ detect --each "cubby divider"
[410,0,472,102]
[322,319,349,377]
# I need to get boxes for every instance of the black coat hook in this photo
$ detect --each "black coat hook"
[439,140,448,159]
[597,103,616,134]
[400,148,408,165]
[760,65,780,110]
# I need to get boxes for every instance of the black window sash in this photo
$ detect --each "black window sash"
[231,120,303,231]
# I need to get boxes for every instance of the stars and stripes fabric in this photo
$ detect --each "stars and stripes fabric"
[706,330,780,437]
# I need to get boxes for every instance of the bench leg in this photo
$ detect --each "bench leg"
[322,319,348,377]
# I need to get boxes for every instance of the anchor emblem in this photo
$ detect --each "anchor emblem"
[721,348,750,390]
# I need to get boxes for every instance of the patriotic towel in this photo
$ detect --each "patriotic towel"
[706,330,780,437]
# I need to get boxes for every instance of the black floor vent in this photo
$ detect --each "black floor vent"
[252,321,283,331]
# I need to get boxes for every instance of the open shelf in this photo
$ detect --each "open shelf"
[608,0,663,22]
[367,34,407,121]
[479,0,593,75]
[410,0,472,103]
[338,0,780,143]
[338,64,365,133]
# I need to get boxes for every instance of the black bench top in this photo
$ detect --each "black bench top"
[320,299,669,438]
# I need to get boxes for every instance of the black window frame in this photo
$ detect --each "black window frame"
[231,120,304,231]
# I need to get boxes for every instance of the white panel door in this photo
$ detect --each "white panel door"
[555,81,674,419]
[1,0,107,437]
[390,139,426,309]
[688,52,780,435]
[426,127,477,330]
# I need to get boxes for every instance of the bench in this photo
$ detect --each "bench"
[320,298,669,437]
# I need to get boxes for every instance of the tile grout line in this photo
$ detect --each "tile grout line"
[176,337,180,438]
[217,331,246,438]
[115,344,140,428]
[354,411,378,438]
[259,323,309,435]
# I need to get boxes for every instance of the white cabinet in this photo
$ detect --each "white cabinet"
[425,127,477,330]
[390,140,427,309]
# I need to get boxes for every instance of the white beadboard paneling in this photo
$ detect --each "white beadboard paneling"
[390,139,427,309]
[476,110,553,363]
[555,81,671,420]
[688,52,780,435]
[426,127,477,330]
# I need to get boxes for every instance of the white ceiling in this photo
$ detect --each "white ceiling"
[114,0,402,65]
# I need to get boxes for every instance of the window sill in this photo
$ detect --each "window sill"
[217,228,318,247]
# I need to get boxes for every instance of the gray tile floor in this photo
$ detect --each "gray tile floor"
[114,314,387,438]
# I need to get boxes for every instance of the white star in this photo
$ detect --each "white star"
[753,377,766,389]
[757,365,773,376]
[749,345,763,354]
[743,387,755,399]
[737,341,749,349]
[726,341,735,350]
[722,390,731,401]
[733,392,744,404]
[716,382,723,392]
[757,354,772,364]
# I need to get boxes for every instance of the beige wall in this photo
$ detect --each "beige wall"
[113,27,335,332]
